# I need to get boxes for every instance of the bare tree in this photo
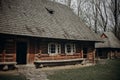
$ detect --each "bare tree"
[67,0,71,7]
[91,0,99,33]
[97,1,108,32]
[77,0,82,16]
[76,0,109,33]
[89,0,109,33]
[50,0,113,34]
[76,0,93,30]
[114,0,120,39]
[109,0,120,39]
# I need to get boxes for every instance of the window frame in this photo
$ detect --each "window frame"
[48,43,61,55]
[65,43,76,55]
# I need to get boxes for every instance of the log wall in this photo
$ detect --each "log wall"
[0,38,16,62]
[0,34,96,64]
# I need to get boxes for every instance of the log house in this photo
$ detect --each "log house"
[96,32,120,59]
[0,0,101,68]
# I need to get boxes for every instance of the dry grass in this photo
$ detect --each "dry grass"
[0,70,26,80]
[48,59,120,80]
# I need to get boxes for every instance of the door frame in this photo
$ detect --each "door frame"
[83,48,88,58]
[16,41,28,64]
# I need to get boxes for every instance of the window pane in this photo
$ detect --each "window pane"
[66,44,71,53]
[65,43,76,54]
[48,43,61,54]
[57,44,61,53]
[50,44,55,53]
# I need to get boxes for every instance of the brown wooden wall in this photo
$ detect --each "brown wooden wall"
[39,41,48,54]
[0,37,16,62]
[0,34,96,64]
[97,48,120,59]
[28,39,36,63]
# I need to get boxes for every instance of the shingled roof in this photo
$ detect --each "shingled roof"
[0,0,101,41]
[95,32,120,48]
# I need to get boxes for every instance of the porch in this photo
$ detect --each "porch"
[35,53,83,60]
[34,53,85,68]
[0,53,16,70]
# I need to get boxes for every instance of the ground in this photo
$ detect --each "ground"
[48,59,120,80]
[0,59,120,80]
[0,63,94,80]
[0,71,26,80]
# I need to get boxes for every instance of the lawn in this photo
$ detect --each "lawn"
[48,59,120,80]
[0,73,26,80]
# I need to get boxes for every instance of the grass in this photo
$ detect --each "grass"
[48,59,120,80]
[0,73,26,80]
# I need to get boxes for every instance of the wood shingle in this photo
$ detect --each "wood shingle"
[0,0,101,41]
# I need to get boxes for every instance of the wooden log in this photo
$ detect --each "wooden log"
[34,58,84,68]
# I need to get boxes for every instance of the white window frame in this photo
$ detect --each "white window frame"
[48,43,61,55]
[65,43,76,55]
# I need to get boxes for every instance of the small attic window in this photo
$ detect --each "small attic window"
[45,7,54,14]
[101,34,108,39]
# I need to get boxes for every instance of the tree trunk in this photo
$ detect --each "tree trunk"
[67,0,71,8]
[114,0,118,36]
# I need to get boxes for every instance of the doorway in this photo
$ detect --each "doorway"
[83,48,88,58]
[16,42,27,64]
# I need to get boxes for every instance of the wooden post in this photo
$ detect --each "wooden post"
[3,50,6,62]
[81,50,83,58]
[93,49,96,64]
[13,53,16,62]
[110,51,112,59]
[39,50,42,54]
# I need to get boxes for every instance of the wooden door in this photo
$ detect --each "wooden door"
[16,42,27,64]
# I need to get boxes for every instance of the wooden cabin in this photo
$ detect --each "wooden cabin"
[95,32,120,59]
[0,0,101,68]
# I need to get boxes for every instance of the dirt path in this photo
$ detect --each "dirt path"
[17,65,49,80]
[17,63,95,80]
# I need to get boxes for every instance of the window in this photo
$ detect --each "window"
[48,43,61,55]
[65,43,76,54]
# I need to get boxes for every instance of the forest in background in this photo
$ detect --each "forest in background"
[50,0,120,40]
